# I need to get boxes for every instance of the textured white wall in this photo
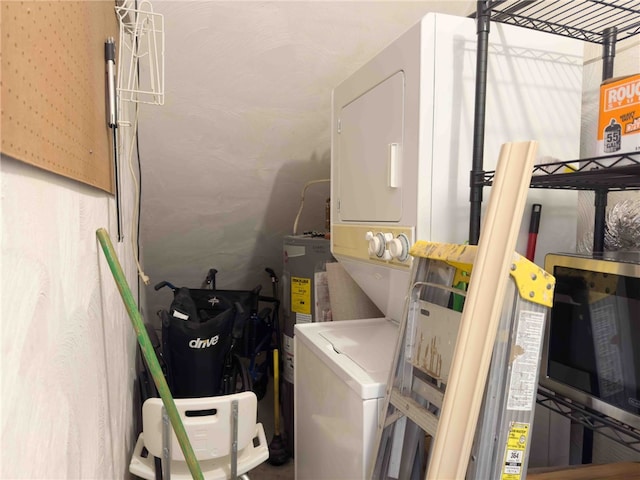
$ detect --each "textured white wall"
[138,1,476,321]
[1,119,140,476]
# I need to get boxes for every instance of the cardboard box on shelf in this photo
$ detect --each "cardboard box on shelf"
[597,73,640,155]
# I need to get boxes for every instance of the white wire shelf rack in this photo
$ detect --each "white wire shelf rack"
[115,0,165,106]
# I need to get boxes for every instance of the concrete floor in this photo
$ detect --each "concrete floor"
[251,457,295,479]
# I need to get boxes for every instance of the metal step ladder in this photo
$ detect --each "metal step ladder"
[370,141,555,480]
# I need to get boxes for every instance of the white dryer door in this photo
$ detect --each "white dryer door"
[338,70,405,223]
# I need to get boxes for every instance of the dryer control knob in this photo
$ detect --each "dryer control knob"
[388,234,410,262]
[367,232,385,257]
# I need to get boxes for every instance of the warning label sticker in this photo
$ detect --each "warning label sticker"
[282,334,294,384]
[501,422,529,480]
[291,276,311,315]
[507,310,545,411]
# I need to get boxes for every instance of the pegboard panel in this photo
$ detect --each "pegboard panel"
[1,1,117,193]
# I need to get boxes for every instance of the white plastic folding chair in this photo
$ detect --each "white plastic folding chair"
[129,391,268,479]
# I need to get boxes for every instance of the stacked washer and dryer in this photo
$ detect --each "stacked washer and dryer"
[293,12,584,479]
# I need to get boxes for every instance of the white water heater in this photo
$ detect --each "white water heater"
[281,234,334,456]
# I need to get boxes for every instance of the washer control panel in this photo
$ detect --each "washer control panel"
[333,225,414,268]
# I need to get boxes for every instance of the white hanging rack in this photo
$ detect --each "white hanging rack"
[115,0,165,106]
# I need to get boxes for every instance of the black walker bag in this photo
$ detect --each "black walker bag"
[161,287,236,398]
[160,286,258,398]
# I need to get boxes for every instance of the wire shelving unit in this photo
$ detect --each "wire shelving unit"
[470,0,640,460]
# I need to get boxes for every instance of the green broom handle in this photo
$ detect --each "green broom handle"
[96,228,203,480]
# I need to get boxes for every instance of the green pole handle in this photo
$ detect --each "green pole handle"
[96,228,203,480]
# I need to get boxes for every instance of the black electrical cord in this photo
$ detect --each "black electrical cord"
[135,102,142,308]
[134,0,143,308]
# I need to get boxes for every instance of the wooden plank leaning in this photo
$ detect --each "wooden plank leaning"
[426,140,539,479]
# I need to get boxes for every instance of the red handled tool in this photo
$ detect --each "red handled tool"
[526,204,542,262]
